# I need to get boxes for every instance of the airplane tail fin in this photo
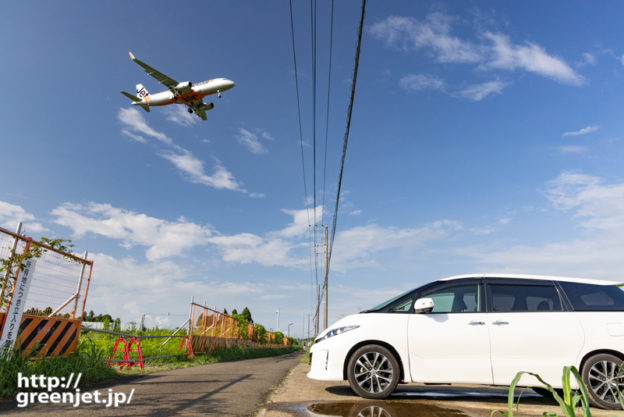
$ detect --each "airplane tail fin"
[136,84,150,99]
[121,91,150,112]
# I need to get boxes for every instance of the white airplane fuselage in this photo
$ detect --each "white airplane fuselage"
[137,78,235,107]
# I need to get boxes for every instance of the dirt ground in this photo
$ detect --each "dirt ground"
[257,362,624,417]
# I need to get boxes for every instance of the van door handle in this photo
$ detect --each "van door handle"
[492,321,509,325]
[469,321,485,326]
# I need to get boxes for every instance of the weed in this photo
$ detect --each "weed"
[492,366,591,417]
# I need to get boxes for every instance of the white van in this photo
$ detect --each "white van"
[308,274,624,409]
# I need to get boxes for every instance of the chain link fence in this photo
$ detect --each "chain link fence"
[0,226,93,356]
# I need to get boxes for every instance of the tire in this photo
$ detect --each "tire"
[581,353,624,409]
[347,344,400,399]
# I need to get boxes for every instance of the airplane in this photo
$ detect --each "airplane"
[121,52,235,121]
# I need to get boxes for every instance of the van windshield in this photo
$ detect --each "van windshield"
[364,288,415,312]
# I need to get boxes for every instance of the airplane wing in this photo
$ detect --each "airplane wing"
[129,52,179,92]
[185,100,208,121]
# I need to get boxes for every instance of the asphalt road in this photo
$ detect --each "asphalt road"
[0,351,304,416]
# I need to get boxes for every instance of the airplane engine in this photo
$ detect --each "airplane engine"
[175,81,193,93]
[198,102,215,111]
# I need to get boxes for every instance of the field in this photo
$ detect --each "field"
[0,326,300,399]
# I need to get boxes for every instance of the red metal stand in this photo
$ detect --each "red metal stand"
[108,338,128,370]
[108,337,144,370]
[179,336,194,359]
[126,337,144,370]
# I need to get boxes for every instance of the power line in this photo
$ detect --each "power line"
[288,0,311,229]
[327,0,367,272]
[310,0,321,320]
[321,0,335,228]
[289,0,317,320]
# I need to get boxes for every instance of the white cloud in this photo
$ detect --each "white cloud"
[209,233,306,267]
[86,252,285,325]
[118,108,173,145]
[370,13,583,86]
[582,52,596,66]
[556,145,587,154]
[159,151,245,192]
[459,80,507,101]
[237,128,269,155]
[399,74,445,91]
[471,218,512,235]
[0,201,48,233]
[118,108,247,193]
[121,129,147,144]
[163,106,197,127]
[369,14,482,63]
[484,32,584,85]
[275,207,320,238]
[52,202,213,261]
[620,54,624,66]
[331,220,462,271]
[462,172,624,281]
[562,125,600,137]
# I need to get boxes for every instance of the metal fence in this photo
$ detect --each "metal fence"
[0,225,93,356]
[189,303,289,354]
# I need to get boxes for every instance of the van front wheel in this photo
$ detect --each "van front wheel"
[347,344,399,399]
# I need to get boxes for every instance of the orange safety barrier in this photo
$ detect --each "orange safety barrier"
[0,312,81,357]
[189,303,290,354]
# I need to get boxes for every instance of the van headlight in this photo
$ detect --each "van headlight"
[315,325,359,343]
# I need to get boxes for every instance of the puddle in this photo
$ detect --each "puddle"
[306,401,469,417]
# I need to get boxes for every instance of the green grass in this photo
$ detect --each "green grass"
[491,366,593,417]
[0,340,118,399]
[1,330,300,399]
[126,345,301,373]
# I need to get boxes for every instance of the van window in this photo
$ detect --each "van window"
[489,284,562,312]
[422,284,480,313]
[559,282,624,311]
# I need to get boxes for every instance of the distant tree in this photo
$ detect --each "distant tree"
[231,308,238,316]
[223,308,228,315]
[274,331,284,345]
[254,324,267,344]
[85,310,95,321]
[240,307,253,323]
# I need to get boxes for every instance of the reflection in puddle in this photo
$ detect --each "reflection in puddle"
[307,401,469,417]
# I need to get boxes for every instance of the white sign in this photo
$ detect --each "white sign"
[0,257,36,356]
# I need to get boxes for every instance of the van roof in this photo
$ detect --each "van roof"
[440,273,620,286]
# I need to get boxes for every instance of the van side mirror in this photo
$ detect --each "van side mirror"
[414,297,434,313]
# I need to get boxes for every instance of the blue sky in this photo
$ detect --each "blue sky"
[2,1,624,337]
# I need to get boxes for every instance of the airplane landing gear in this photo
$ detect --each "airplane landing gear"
[217,90,222,98]
[187,108,193,114]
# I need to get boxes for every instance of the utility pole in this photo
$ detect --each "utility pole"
[323,225,329,331]
[314,285,320,335]
[276,308,280,332]
[307,313,310,339]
